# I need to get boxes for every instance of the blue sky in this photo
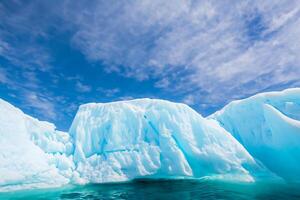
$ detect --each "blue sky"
[1,0,300,131]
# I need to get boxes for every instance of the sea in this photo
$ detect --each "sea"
[1,179,300,200]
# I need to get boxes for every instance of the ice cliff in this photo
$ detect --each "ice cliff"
[0,88,300,191]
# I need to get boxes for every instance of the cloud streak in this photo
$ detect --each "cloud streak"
[63,0,300,106]
[1,0,300,129]
[76,81,92,93]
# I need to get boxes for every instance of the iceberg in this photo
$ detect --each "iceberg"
[69,99,260,184]
[0,99,74,192]
[211,88,300,181]
[0,88,300,191]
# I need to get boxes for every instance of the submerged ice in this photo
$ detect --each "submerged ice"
[0,88,300,191]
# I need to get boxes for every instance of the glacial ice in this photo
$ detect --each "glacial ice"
[211,88,300,181]
[0,88,300,192]
[69,99,260,184]
[0,99,73,192]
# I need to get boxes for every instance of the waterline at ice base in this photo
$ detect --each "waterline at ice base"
[1,88,300,192]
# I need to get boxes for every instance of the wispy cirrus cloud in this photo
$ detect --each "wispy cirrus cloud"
[1,0,300,129]
[63,0,300,107]
[0,1,78,125]
[0,67,8,84]
[23,91,57,119]
[0,65,57,120]
[76,81,92,93]
[97,87,120,97]
[0,1,57,72]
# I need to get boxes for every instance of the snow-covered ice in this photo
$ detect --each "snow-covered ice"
[1,88,300,191]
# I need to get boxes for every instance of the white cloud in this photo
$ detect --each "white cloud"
[154,78,170,89]
[1,0,300,120]
[0,67,8,84]
[0,1,59,72]
[0,65,59,120]
[63,0,300,106]
[76,81,92,93]
[118,96,134,101]
[97,87,120,97]
[24,91,57,120]
[183,94,196,106]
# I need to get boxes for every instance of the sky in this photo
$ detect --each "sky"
[1,0,300,131]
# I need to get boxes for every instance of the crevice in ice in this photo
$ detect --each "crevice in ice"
[105,148,140,154]
[143,115,160,145]
[143,114,193,176]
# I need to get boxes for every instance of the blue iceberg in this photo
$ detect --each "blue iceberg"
[0,88,299,191]
[211,88,300,181]
[69,99,260,184]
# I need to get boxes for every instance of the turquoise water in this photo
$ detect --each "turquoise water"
[1,180,300,200]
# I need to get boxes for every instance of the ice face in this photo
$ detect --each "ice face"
[69,99,259,184]
[211,88,300,181]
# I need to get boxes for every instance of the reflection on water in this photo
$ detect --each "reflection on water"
[1,179,300,200]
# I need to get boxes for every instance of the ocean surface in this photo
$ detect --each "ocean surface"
[1,179,300,200]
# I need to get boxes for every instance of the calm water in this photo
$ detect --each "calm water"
[1,179,300,200]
